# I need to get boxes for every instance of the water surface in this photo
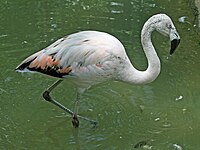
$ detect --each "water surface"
[0,0,200,149]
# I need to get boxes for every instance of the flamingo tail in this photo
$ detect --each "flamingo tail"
[15,50,72,78]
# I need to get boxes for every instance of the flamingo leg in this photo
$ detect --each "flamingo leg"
[42,79,97,128]
[42,79,74,116]
[72,93,81,127]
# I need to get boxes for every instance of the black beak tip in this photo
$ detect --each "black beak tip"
[170,39,180,55]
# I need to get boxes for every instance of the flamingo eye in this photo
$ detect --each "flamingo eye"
[167,24,172,29]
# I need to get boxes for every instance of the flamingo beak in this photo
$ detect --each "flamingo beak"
[170,39,180,55]
[169,28,180,55]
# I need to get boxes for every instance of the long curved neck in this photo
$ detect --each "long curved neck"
[122,20,161,85]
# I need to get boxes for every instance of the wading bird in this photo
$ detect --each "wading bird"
[16,14,180,128]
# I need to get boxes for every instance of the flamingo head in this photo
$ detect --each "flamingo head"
[152,14,181,55]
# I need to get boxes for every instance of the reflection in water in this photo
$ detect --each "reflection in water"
[44,120,67,148]
[71,128,81,150]
[44,117,82,149]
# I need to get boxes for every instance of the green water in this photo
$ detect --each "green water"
[1,0,200,149]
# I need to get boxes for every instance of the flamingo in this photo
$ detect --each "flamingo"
[15,14,180,128]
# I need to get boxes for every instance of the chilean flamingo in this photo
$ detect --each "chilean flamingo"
[15,14,180,128]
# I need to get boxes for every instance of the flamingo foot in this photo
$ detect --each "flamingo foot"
[72,113,79,128]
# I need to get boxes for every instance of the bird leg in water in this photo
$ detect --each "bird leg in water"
[42,79,97,128]
[72,113,79,128]
[72,93,81,128]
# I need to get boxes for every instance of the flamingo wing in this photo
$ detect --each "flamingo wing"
[16,31,126,79]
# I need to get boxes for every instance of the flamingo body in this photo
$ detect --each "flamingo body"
[15,14,180,127]
[16,31,129,89]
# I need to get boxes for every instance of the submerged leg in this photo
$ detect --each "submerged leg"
[73,91,98,128]
[72,93,81,128]
[42,79,97,128]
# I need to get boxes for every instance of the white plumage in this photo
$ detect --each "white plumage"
[16,14,180,127]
